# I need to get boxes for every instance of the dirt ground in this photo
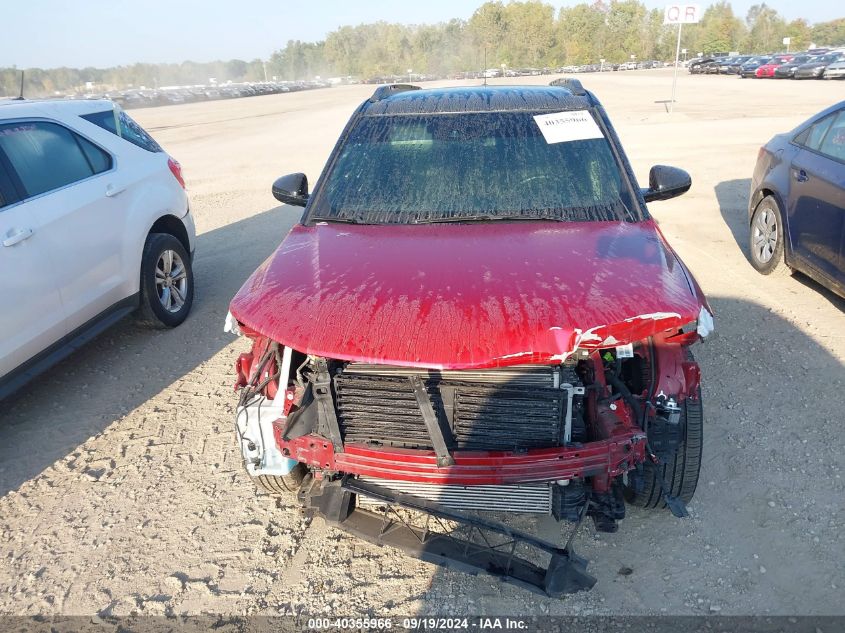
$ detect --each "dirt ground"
[1,70,843,617]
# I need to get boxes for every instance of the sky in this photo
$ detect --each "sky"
[2,0,841,69]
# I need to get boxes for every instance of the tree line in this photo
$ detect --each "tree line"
[298,1,843,77]
[3,1,844,96]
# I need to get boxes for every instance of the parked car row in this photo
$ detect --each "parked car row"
[371,61,667,83]
[689,50,845,79]
[555,60,667,73]
[68,80,331,110]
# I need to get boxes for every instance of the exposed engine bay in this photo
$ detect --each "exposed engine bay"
[233,328,703,596]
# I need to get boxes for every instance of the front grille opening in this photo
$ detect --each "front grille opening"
[334,364,574,451]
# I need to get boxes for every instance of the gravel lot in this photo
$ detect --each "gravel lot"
[1,70,843,617]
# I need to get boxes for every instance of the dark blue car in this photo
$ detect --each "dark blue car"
[749,101,845,298]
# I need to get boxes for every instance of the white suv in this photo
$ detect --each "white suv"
[0,98,196,398]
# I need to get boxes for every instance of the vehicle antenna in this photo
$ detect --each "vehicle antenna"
[14,70,24,100]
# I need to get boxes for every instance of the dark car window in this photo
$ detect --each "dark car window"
[0,121,112,198]
[795,114,836,151]
[817,111,845,162]
[310,111,635,224]
[0,160,19,209]
[82,107,163,153]
[77,135,111,173]
[82,109,119,135]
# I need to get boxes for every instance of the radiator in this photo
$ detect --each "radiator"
[334,363,579,451]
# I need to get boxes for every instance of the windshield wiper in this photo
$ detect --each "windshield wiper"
[411,214,558,224]
[309,216,369,225]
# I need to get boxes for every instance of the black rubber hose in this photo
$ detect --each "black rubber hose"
[604,370,643,424]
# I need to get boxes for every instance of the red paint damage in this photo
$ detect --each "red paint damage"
[229,219,709,368]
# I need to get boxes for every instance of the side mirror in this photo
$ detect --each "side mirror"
[641,165,691,203]
[272,173,309,207]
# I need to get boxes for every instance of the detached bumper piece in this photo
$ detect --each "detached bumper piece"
[300,475,596,597]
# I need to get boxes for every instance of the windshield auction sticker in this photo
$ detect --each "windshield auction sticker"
[533,110,604,144]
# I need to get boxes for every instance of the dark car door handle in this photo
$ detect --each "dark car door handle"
[794,169,809,183]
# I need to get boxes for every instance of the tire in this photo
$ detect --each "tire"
[251,463,307,495]
[749,195,786,275]
[625,382,703,509]
[137,232,194,327]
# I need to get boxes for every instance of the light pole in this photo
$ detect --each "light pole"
[600,58,605,72]
[407,68,413,83]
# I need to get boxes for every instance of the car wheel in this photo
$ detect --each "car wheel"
[251,463,307,495]
[749,195,785,274]
[624,378,703,509]
[137,232,194,327]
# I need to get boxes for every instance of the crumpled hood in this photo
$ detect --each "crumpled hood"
[230,220,708,369]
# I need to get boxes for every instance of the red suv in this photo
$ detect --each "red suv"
[226,81,714,596]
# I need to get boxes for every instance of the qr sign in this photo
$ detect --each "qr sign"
[663,4,701,24]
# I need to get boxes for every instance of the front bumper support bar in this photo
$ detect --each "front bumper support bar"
[301,476,596,597]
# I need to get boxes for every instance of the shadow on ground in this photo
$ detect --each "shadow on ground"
[714,178,752,261]
[0,206,297,497]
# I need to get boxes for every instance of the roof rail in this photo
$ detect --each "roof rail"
[549,78,586,96]
[369,84,421,102]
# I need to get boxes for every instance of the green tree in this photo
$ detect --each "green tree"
[744,3,786,53]
[502,1,556,67]
[557,3,607,64]
[645,8,677,61]
[685,2,746,55]
[604,0,649,62]
[783,19,811,51]
[270,40,327,80]
[468,1,508,54]
[811,18,845,47]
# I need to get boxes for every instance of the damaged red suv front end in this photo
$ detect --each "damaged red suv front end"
[226,82,713,596]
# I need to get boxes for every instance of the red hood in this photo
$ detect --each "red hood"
[230,220,707,369]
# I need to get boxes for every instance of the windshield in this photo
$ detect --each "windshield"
[308,110,636,225]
